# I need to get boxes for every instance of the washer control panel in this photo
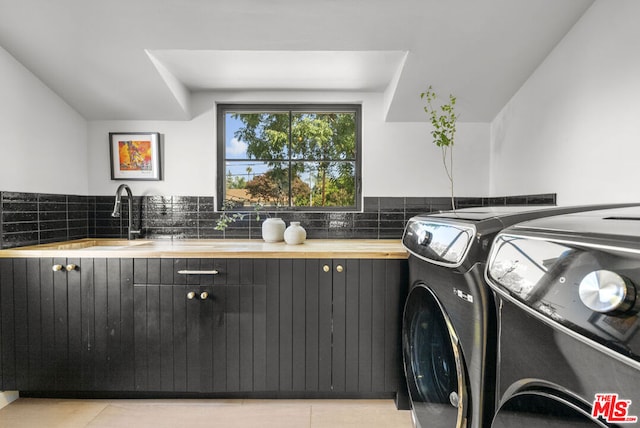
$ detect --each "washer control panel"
[486,233,640,363]
[403,218,475,267]
[579,269,637,314]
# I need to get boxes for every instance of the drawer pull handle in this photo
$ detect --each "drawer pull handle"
[177,270,219,275]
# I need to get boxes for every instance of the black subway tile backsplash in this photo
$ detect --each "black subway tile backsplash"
[486,197,507,206]
[524,193,557,205]
[379,197,404,212]
[363,197,379,212]
[1,191,90,248]
[0,191,557,248]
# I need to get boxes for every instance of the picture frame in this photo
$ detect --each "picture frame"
[109,132,162,180]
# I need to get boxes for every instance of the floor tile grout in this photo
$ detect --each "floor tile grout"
[84,402,111,428]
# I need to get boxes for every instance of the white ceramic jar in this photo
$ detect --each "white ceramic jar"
[284,221,307,245]
[262,217,286,242]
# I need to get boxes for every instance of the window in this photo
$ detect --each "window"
[217,104,361,210]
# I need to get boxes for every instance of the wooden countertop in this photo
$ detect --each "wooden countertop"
[0,238,408,259]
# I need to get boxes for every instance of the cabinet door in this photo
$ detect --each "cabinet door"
[331,259,408,394]
[93,258,135,391]
[213,258,263,393]
[15,257,86,392]
[133,258,162,391]
[184,258,216,393]
[0,257,110,392]
[262,259,331,393]
[22,257,134,393]
[132,258,268,394]
[0,258,18,390]
[133,258,187,392]
[264,258,407,395]
[264,259,331,392]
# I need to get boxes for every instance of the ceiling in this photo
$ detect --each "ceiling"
[0,0,594,122]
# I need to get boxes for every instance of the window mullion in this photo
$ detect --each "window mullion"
[288,110,293,208]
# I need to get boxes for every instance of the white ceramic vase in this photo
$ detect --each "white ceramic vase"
[284,221,307,245]
[262,217,285,242]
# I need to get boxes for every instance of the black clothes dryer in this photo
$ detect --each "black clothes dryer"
[486,206,640,427]
[402,204,639,428]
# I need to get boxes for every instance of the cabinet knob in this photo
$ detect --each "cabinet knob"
[52,264,64,272]
[66,264,77,271]
[186,291,196,300]
[200,291,209,300]
[336,265,344,273]
[323,265,330,273]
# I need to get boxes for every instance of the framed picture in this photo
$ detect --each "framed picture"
[109,132,162,180]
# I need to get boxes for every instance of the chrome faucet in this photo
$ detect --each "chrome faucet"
[111,184,141,240]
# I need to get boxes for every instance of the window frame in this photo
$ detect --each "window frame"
[216,103,362,212]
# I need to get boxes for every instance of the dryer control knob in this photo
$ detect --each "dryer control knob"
[579,270,636,314]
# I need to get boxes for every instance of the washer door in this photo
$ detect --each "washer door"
[403,283,469,428]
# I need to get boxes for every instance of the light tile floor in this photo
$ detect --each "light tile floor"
[0,398,413,428]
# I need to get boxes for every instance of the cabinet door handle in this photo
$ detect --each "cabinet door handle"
[186,291,196,300]
[323,265,331,273]
[52,264,64,272]
[177,270,219,275]
[336,265,344,273]
[200,291,209,300]
[66,264,78,271]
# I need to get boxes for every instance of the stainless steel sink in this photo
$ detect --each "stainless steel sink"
[49,239,151,250]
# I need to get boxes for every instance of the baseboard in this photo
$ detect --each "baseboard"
[0,391,19,409]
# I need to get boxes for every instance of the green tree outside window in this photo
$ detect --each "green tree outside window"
[218,105,361,210]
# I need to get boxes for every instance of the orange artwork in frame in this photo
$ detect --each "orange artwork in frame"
[118,140,152,171]
[109,132,162,180]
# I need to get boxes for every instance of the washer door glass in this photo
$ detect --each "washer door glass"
[403,284,468,427]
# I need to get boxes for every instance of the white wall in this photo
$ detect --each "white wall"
[13,2,640,205]
[490,0,640,205]
[365,119,489,198]
[0,41,490,202]
[0,46,88,195]
[88,111,215,198]
[88,91,490,200]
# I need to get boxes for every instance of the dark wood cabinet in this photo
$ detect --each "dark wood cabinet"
[0,257,135,392]
[0,256,407,398]
[132,258,266,393]
[269,257,408,395]
[0,258,17,391]
[332,258,406,394]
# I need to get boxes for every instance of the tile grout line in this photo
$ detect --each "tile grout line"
[82,400,113,428]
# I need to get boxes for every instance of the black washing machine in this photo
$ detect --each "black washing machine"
[486,206,640,427]
[401,204,638,428]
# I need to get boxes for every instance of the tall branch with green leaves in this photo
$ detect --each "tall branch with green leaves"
[421,86,459,211]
